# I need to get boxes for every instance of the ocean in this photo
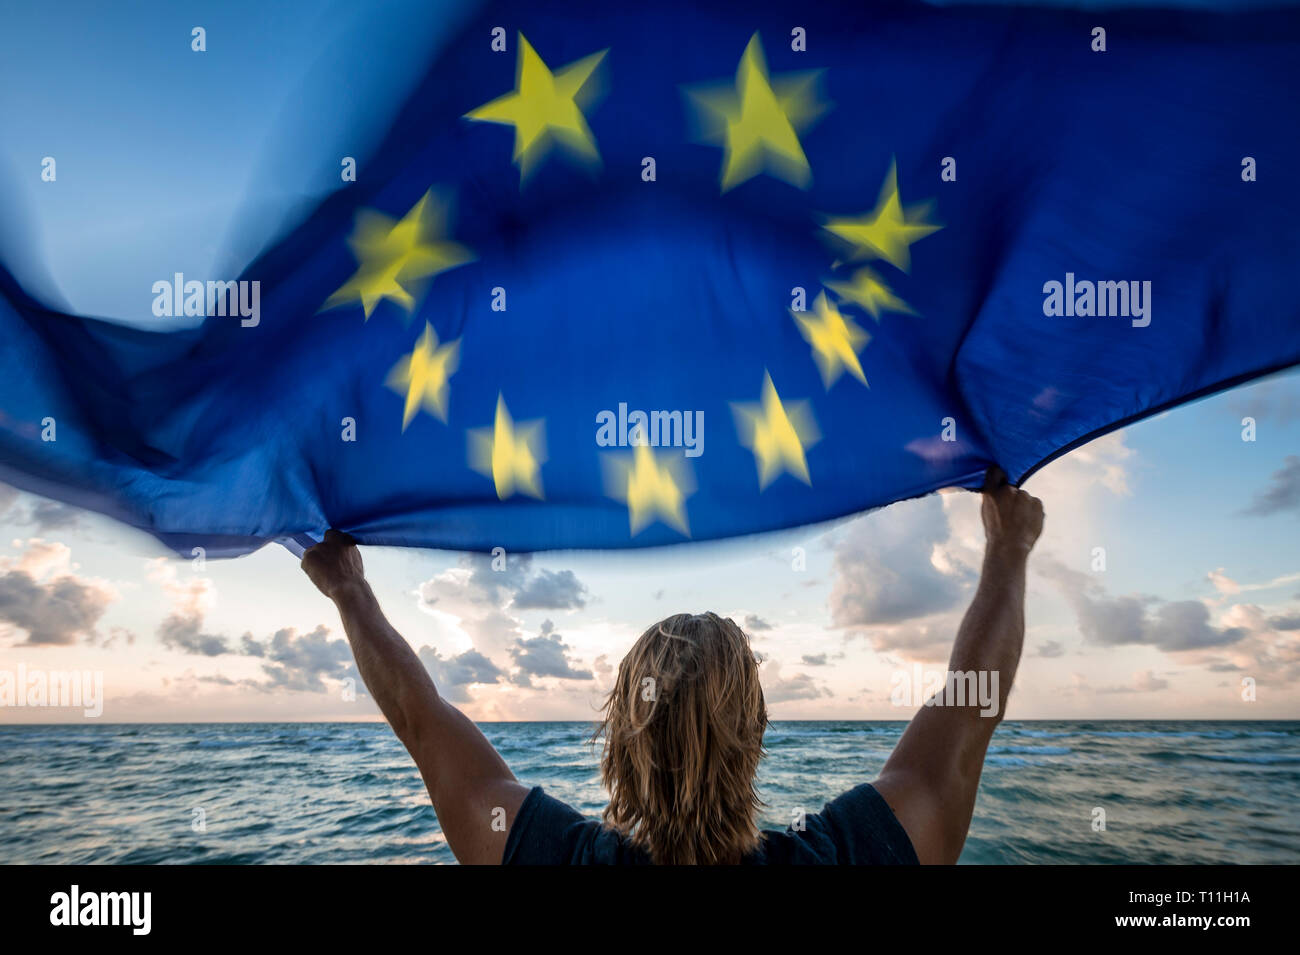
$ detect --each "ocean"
[1,720,1296,864]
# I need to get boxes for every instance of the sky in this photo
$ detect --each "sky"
[1,0,1297,722]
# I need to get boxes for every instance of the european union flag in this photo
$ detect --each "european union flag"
[2,0,1299,556]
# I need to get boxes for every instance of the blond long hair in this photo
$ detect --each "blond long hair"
[594,612,767,865]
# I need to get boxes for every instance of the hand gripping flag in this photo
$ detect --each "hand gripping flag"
[2,0,1299,557]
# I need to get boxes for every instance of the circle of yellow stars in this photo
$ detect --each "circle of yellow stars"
[318,30,943,537]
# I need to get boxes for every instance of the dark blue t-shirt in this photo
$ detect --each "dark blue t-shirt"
[503,782,918,865]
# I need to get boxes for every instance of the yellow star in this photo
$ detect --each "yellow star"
[686,32,828,192]
[792,291,871,390]
[822,161,941,271]
[732,372,820,490]
[603,443,694,537]
[323,190,473,319]
[468,394,545,499]
[825,266,916,321]
[465,33,607,181]
[385,322,460,430]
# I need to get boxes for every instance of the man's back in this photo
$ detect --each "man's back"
[503,783,919,865]
[301,472,1043,864]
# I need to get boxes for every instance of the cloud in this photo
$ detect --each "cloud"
[508,620,593,687]
[1135,670,1170,691]
[762,661,832,704]
[1184,603,1300,686]
[420,554,588,614]
[163,624,355,694]
[801,653,829,666]
[744,613,773,631]
[851,616,961,663]
[416,554,591,661]
[1204,569,1300,601]
[93,626,135,649]
[0,487,83,532]
[1242,456,1300,517]
[511,569,588,610]
[1041,559,1247,652]
[1036,640,1065,658]
[157,612,230,656]
[147,559,228,655]
[6,539,76,578]
[25,500,81,532]
[0,571,114,646]
[1059,672,1091,696]
[1269,613,1300,631]
[1010,431,1135,577]
[0,540,114,645]
[144,559,353,692]
[829,495,968,629]
[1032,430,1134,499]
[1146,601,1248,652]
[1098,669,1171,694]
[418,646,504,702]
[244,625,354,693]
[197,674,237,686]
[1207,568,1240,595]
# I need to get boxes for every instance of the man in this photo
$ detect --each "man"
[301,467,1043,864]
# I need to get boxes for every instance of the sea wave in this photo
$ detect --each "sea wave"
[1,720,1296,864]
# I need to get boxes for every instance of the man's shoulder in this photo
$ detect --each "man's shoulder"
[504,786,650,865]
[758,783,919,865]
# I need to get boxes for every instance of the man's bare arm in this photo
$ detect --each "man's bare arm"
[873,471,1043,864]
[302,531,528,865]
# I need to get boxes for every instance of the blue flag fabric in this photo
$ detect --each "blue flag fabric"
[2,0,1299,557]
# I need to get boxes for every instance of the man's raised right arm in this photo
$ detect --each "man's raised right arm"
[873,470,1044,864]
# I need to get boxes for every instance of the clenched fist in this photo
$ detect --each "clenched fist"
[301,529,366,600]
[980,467,1044,555]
